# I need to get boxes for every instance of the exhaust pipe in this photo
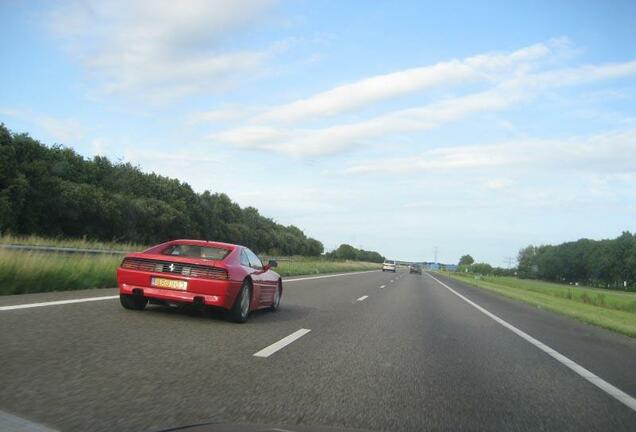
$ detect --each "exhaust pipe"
[193,296,205,309]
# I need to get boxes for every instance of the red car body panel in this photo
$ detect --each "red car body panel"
[116,239,282,312]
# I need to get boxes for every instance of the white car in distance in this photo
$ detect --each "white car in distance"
[382,260,397,272]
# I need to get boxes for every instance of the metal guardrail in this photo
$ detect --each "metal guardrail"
[260,256,293,262]
[0,244,131,255]
[0,245,298,260]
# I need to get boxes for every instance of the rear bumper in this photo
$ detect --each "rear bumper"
[120,283,235,309]
[117,267,244,310]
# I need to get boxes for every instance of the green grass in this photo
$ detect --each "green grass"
[0,234,145,252]
[0,249,380,296]
[0,249,120,295]
[444,272,636,337]
[270,256,381,277]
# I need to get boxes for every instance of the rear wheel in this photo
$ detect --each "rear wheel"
[270,283,282,311]
[120,294,147,310]
[229,280,251,323]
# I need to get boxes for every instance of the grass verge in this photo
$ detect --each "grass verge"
[0,249,380,295]
[272,257,380,277]
[443,272,636,337]
[0,250,120,295]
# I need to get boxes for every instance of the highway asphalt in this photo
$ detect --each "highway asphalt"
[1,270,636,431]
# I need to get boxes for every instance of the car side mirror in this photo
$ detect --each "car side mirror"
[268,259,278,268]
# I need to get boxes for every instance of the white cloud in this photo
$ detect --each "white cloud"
[212,57,636,157]
[250,41,560,124]
[211,85,525,156]
[194,40,563,127]
[402,200,490,210]
[122,148,227,192]
[36,116,85,144]
[188,106,257,124]
[124,148,222,167]
[90,138,107,156]
[50,0,278,102]
[345,129,636,175]
[1,108,84,145]
[232,186,351,215]
[400,187,622,213]
[484,178,512,190]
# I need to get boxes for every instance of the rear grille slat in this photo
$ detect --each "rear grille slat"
[121,258,228,280]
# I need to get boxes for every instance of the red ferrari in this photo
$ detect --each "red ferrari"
[116,239,282,323]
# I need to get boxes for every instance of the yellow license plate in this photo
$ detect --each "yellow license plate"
[151,277,187,290]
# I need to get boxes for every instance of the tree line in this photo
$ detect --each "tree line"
[457,232,636,289]
[324,243,385,263]
[0,124,384,258]
[457,255,515,276]
[517,232,636,289]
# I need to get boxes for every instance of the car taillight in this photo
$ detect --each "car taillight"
[120,258,135,269]
[120,258,155,272]
[189,267,229,280]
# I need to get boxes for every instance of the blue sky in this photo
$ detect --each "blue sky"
[1,0,636,265]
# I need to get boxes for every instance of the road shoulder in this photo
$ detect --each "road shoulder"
[428,271,636,397]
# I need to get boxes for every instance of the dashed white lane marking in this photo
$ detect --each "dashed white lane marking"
[380,285,386,289]
[0,296,119,311]
[426,272,636,413]
[356,295,369,302]
[1,270,382,312]
[253,328,311,358]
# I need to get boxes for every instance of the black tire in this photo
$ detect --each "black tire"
[270,283,282,312]
[229,280,252,323]
[120,294,147,310]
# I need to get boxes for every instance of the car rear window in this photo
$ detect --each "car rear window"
[162,244,230,260]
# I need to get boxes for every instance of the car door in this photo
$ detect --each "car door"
[239,249,258,306]
[244,248,273,307]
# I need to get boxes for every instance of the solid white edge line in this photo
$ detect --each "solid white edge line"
[1,270,382,311]
[253,328,311,358]
[426,272,636,412]
[0,295,119,311]
[356,295,369,302]
[284,270,378,282]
